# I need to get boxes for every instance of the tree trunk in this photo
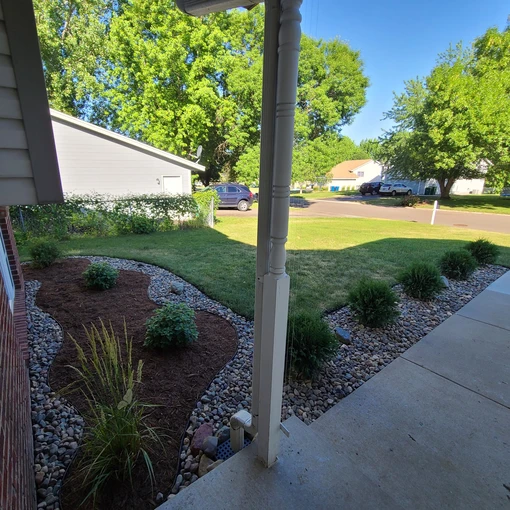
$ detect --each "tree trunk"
[438,178,455,199]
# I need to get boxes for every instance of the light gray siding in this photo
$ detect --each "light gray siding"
[0,2,37,204]
[52,119,193,196]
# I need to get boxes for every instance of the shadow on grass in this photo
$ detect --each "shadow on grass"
[20,227,510,320]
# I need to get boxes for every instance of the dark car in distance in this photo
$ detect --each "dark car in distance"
[359,181,384,195]
[210,183,254,211]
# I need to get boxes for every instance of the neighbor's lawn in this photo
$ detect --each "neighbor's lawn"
[359,194,510,215]
[20,217,510,319]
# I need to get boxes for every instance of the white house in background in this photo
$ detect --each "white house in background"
[50,109,205,196]
[328,159,383,190]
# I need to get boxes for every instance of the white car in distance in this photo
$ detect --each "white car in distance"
[379,183,413,196]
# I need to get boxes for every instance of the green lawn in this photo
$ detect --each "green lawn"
[20,217,510,319]
[359,194,510,214]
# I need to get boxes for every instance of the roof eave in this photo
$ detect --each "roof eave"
[50,109,206,173]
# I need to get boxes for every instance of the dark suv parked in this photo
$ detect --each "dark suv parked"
[210,183,254,211]
[359,181,384,195]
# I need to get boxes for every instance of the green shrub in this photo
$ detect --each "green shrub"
[465,239,500,265]
[399,195,421,207]
[440,250,478,280]
[29,239,62,268]
[131,215,157,234]
[83,262,119,290]
[398,262,444,300]
[287,309,338,380]
[69,322,158,505]
[347,278,400,328]
[145,302,198,349]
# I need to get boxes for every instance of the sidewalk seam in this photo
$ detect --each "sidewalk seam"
[399,356,510,411]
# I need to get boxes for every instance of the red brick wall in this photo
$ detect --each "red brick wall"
[0,206,35,510]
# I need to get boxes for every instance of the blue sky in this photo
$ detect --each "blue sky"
[300,0,509,144]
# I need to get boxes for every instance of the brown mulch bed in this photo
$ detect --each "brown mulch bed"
[24,258,238,510]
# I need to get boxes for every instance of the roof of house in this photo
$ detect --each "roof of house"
[50,109,206,172]
[0,0,63,205]
[330,159,372,180]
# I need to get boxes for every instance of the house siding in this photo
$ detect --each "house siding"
[0,206,34,510]
[52,119,193,196]
[0,1,38,204]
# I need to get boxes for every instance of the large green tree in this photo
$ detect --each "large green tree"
[35,0,369,184]
[34,0,121,116]
[381,26,510,199]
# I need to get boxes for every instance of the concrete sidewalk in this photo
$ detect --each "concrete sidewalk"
[160,272,510,510]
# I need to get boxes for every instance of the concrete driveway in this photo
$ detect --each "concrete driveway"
[218,198,510,235]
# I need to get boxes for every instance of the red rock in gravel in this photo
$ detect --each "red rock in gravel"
[191,423,214,456]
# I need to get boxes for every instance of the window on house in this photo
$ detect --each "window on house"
[358,171,365,177]
[0,231,15,312]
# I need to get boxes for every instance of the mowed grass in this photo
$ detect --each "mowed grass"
[19,217,510,319]
[359,194,510,215]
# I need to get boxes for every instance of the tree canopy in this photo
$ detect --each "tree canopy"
[381,26,510,198]
[34,0,369,184]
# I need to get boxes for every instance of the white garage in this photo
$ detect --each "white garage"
[50,109,204,196]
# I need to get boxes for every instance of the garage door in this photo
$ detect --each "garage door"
[163,176,182,194]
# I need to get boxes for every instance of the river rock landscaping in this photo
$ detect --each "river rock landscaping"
[25,256,507,507]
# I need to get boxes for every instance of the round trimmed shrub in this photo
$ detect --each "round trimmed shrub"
[287,309,338,380]
[440,250,478,280]
[145,302,198,349]
[83,262,119,290]
[347,278,400,328]
[465,239,499,265]
[30,240,62,268]
[398,262,444,300]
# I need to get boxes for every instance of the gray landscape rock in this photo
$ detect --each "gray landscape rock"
[441,276,450,288]
[170,281,185,295]
[202,436,218,458]
[334,327,352,345]
[215,425,230,445]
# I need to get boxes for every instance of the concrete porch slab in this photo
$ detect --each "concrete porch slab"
[456,289,510,331]
[159,416,402,510]
[311,357,510,510]
[402,314,510,407]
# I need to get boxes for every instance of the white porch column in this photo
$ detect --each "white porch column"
[252,0,302,468]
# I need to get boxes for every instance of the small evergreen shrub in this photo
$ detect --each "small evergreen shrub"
[145,302,198,349]
[30,240,62,268]
[287,309,338,380]
[465,239,499,265]
[399,262,444,300]
[440,250,478,280]
[347,278,400,328]
[83,262,119,290]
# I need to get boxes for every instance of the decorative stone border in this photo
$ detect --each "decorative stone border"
[26,257,508,506]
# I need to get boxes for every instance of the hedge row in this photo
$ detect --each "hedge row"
[11,191,219,243]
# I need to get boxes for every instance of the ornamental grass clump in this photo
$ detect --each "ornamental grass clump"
[30,239,62,268]
[83,262,119,290]
[465,238,500,265]
[440,250,478,280]
[347,278,400,328]
[144,302,198,349]
[286,309,338,380]
[68,321,159,506]
[398,262,444,300]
